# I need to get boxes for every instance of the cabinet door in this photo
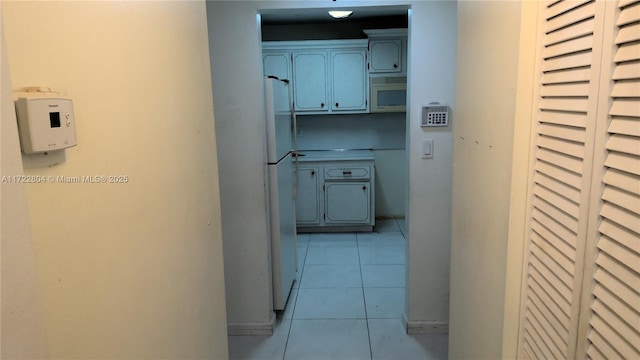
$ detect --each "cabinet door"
[292,51,328,112]
[263,51,291,81]
[331,50,368,112]
[295,167,320,225]
[324,182,371,224]
[369,40,402,73]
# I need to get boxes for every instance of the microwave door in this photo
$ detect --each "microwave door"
[378,89,406,107]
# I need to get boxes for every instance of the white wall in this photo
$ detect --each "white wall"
[1,21,48,358]
[1,2,229,358]
[374,149,406,217]
[404,1,456,332]
[206,0,456,332]
[206,1,275,331]
[449,1,522,358]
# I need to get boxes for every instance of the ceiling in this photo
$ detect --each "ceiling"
[260,6,408,25]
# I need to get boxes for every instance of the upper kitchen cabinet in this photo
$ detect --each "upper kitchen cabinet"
[263,40,369,115]
[263,51,292,81]
[293,51,329,112]
[330,49,367,112]
[363,29,408,76]
[368,40,402,73]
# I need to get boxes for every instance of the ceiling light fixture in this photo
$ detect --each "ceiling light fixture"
[328,10,353,19]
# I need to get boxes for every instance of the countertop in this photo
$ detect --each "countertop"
[296,149,375,162]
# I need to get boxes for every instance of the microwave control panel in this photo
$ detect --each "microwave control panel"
[421,104,449,127]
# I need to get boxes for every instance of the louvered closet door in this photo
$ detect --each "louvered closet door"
[585,0,640,358]
[519,1,605,359]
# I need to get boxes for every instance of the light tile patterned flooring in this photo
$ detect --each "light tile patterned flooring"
[228,219,448,360]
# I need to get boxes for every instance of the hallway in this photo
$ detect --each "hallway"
[228,219,448,359]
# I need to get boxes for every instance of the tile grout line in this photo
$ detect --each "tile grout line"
[282,240,309,360]
[357,232,374,360]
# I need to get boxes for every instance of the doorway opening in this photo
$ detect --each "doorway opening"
[229,5,423,358]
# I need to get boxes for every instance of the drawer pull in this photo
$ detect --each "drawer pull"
[342,171,352,175]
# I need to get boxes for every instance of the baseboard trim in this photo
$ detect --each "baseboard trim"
[297,225,373,233]
[227,312,276,336]
[375,215,405,220]
[403,314,449,334]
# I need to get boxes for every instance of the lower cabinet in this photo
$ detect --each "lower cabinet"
[325,182,371,224]
[295,166,320,225]
[296,159,375,231]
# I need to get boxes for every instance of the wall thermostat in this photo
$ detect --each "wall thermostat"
[15,97,77,154]
[421,103,450,127]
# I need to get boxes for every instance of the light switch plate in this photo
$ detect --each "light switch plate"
[422,139,434,159]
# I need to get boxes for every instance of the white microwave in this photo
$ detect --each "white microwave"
[370,76,407,113]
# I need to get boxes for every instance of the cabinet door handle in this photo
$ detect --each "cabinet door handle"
[362,186,367,191]
[335,102,339,107]
[320,102,325,108]
[393,64,398,68]
[311,171,315,176]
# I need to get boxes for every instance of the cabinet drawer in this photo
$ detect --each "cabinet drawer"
[325,165,371,180]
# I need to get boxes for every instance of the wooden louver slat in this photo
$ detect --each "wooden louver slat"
[597,237,640,277]
[520,0,600,358]
[542,67,591,84]
[533,196,580,234]
[599,219,640,252]
[613,62,640,80]
[545,0,592,20]
[592,284,639,335]
[610,99,640,117]
[538,134,586,158]
[616,1,640,26]
[531,242,574,289]
[591,300,640,350]
[542,51,593,72]
[589,314,638,359]
[619,0,640,9]
[600,202,640,234]
[538,123,587,143]
[535,171,581,203]
[606,134,640,156]
[602,168,640,195]
[604,152,640,176]
[614,42,640,62]
[529,286,571,340]
[611,81,640,98]
[615,22,640,43]
[535,160,583,189]
[540,82,590,97]
[530,256,574,302]
[544,17,595,46]
[601,186,640,216]
[525,308,566,358]
[545,1,596,33]
[531,215,578,270]
[587,0,640,357]
[537,147,584,174]
[543,35,594,59]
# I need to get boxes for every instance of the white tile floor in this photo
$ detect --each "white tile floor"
[228,219,448,360]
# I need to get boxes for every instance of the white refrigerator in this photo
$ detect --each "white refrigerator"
[264,77,297,310]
